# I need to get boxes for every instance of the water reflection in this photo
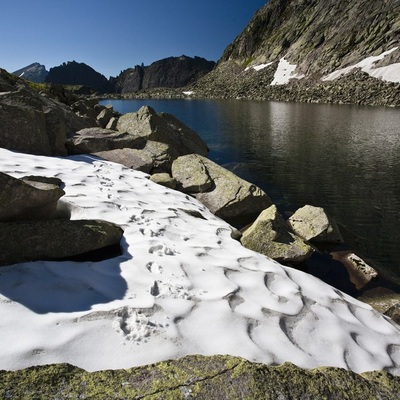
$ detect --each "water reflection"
[101,98,400,276]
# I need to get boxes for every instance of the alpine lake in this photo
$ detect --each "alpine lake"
[100,98,400,288]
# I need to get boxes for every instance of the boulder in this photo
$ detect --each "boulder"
[331,251,379,290]
[0,172,65,222]
[241,205,314,263]
[0,70,92,156]
[0,219,124,266]
[93,140,178,173]
[105,116,118,130]
[66,127,140,154]
[116,105,208,157]
[288,205,344,243]
[172,154,272,225]
[171,153,213,193]
[0,355,399,399]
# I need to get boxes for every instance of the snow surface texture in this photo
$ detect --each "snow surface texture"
[322,47,400,83]
[1,148,400,374]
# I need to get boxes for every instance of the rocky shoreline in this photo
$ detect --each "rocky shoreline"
[101,66,400,108]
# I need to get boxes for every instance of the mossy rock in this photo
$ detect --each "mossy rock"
[1,355,399,399]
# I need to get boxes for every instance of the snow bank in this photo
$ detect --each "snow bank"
[322,47,400,83]
[1,148,400,374]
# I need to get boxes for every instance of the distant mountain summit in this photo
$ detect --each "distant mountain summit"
[190,0,400,106]
[45,61,113,93]
[12,63,48,83]
[113,55,215,94]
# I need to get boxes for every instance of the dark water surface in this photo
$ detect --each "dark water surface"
[100,98,400,277]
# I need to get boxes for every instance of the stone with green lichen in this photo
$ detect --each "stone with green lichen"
[1,355,399,399]
[241,204,314,263]
[150,173,177,189]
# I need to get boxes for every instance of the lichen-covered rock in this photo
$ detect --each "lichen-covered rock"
[0,355,399,399]
[0,172,65,222]
[172,154,272,225]
[288,205,344,243]
[116,105,209,157]
[171,153,213,192]
[150,173,177,189]
[241,205,314,263]
[0,219,123,266]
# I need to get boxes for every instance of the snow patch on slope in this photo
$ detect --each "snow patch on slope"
[322,47,400,83]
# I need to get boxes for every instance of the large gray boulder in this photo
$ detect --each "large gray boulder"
[172,154,272,224]
[0,355,399,399]
[288,205,344,243]
[66,127,139,154]
[0,70,92,156]
[0,219,124,266]
[0,172,65,222]
[241,205,315,263]
[116,105,208,157]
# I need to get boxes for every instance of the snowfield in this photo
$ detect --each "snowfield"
[1,147,400,374]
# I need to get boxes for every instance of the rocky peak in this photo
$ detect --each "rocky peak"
[12,62,48,83]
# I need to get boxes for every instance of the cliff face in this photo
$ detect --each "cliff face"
[188,0,400,106]
[113,55,215,94]
[45,61,113,93]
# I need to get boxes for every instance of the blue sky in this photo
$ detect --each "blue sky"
[1,0,266,78]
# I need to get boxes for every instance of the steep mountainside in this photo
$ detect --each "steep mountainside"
[113,55,215,94]
[188,0,400,106]
[45,61,113,93]
[12,63,48,83]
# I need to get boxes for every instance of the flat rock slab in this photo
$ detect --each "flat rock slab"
[0,219,124,266]
[0,355,399,400]
[67,127,140,154]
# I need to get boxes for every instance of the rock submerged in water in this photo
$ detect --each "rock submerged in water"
[241,205,314,263]
[0,354,399,399]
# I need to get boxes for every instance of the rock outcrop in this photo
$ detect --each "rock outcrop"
[172,154,272,225]
[0,68,92,156]
[241,205,314,263]
[1,355,399,399]
[112,55,215,94]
